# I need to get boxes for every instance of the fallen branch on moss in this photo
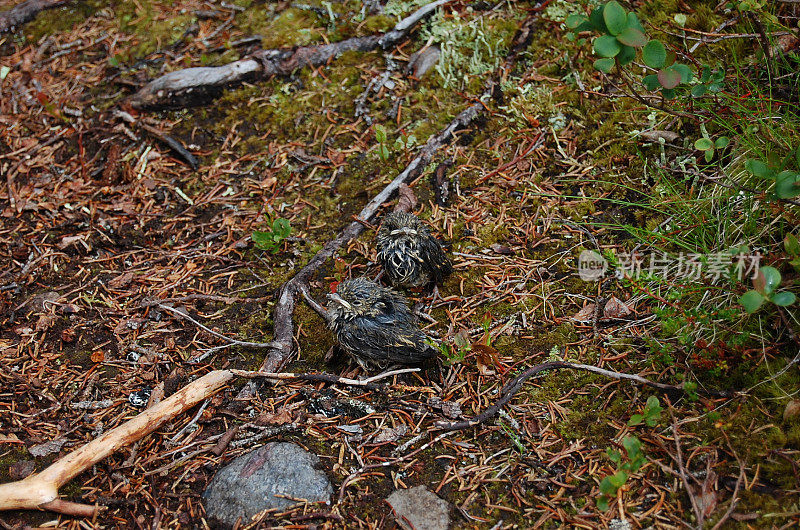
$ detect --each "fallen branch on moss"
[434,360,736,431]
[129,0,453,109]
[0,0,69,33]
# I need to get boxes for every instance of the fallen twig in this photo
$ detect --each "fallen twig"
[0,0,69,33]
[129,0,454,109]
[0,370,233,515]
[435,360,735,430]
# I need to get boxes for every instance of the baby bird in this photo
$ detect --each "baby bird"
[376,212,452,289]
[326,277,436,370]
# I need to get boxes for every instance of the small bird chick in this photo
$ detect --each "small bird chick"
[376,212,452,289]
[326,277,436,370]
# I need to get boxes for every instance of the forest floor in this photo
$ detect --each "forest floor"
[1,0,799,528]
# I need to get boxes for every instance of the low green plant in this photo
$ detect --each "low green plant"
[739,266,796,313]
[744,147,800,200]
[375,124,390,162]
[565,1,693,99]
[597,436,646,511]
[627,396,662,427]
[252,217,291,253]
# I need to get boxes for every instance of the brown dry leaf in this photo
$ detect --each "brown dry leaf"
[374,424,408,443]
[572,304,596,322]
[90,350,105,363]
[783,400,800,422]
[394,183,417,213]
[473,343,499,376]
[108,271,135,289]
[35,314,56,331]
[256,408,293,426]
[0,433,22,444]
[603,297,632,319]
[698,471,718,518]
[490,243,514,255]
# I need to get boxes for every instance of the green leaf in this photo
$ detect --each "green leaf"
[785,234,800,256]
[627,12,645,32]
[628,414,643,426]
[593,57,616,73]
[252,230,277,251]
[642,74,660,91]
[745,159,774,178]
[775,170,800,199]
[646,396,661,409]
[694,138,714,151]
[603,1,628,35]
[795,145,800,170]
[704,149,715,163]
[597,496,610,511]
[607,449,622,464]
[622,436,641,457]
[609,470,628,488]
[715,136,730,149]
[740,290,764,313]
[658,68,682,89]
[594,35,622,57]
[701,66,712,82]
[374,125,386,143]
[273,218,291,238]
[661,88,676,99]
[616,44,636,66]
[616,27,647,47]
[672,63,693,83]
[642,40,666,68]
[708,82,723,93]
[771,291,797,307]
[599,476,617,495]
[757,266,782,295]
[565,14,588,29]
[589,6,607,32]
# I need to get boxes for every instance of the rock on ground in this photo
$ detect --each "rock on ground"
[387,485,451,530]
[203,442,332,528]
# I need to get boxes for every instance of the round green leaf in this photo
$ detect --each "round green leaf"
[589,6,607,32]
[745,159,773,178]
[700,66,712,82]
[715,136,730,149]
[785,234,800,256]
[708,82,723,93]
[694,138,714,151]
[627,12,645,32]
[771,291,797,307]
[566,14,587,29]
[739,290,764,313]
[594,35,622,57]
[603,1,628,35]
[691,85,707,98]
[661,88,676,99]
[642,40,666,69]
[628,414,643,426]
[593,57,616,73]
[672,63,693,83]
[756,266,782,295]
[609,470,628,488]
[704,149,715,162]
[617,27,647,47]
[658,68,682,89]
[775,170,800,199]
[642,74,660,91]
[617,44,636,65]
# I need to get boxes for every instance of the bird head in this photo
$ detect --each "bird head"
[326,278,386,321]
[380,212,429,241]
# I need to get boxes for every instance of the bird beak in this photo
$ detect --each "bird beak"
[327,293,352,310]
[390,227,418,236]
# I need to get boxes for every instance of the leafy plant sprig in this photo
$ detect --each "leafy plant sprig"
[745,146,800,200]
[740,266,796,313]
[597,436,647,511]
[628,396,663,427]
[252,217,291,253]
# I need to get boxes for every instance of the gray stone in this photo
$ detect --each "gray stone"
[387,485,450,530]
[203,442,332,528]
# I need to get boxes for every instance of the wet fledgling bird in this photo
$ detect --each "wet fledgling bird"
[326,277,437,370]
[375,212,452,289]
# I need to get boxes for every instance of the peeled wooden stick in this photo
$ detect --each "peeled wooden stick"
[0,370,234,515]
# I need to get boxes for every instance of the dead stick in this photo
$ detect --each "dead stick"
[129,0,453,109]
[435,360,735,430]
[0,370,233,514]
[0,0,69,33]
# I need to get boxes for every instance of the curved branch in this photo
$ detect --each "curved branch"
[0,0,69,33]
[129,0,455,109]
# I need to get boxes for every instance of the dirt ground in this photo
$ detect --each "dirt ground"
[1,0,799,528]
